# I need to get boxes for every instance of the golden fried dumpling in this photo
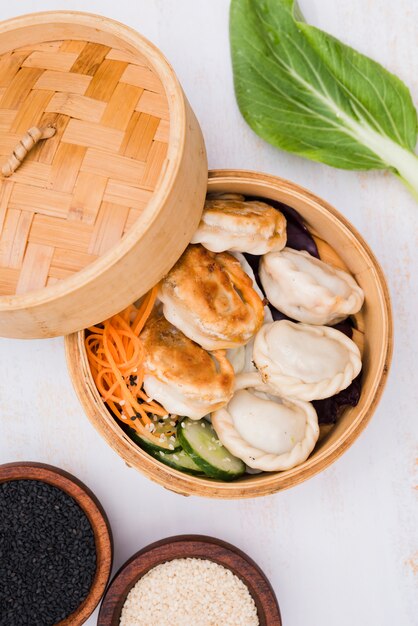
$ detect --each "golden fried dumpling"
[141,314,234,419]
[159,245,264,350]
[190,197,287,254]
[260,248,364,325]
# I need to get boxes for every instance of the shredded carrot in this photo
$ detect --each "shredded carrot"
[85,287,178,446]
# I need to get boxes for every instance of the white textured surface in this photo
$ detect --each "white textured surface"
[0,1,417,625]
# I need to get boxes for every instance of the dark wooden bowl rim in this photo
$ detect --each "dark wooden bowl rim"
[98,534,281,626]
[0,461,113,626]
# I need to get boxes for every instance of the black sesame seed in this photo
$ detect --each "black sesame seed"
[0,480,96,626]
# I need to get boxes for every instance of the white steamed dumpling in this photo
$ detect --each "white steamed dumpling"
[259,247,364,325]
[212,381,319,471]
[252,320,362,401]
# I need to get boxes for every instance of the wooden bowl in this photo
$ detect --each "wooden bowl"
[0,11,207,338]
[66,169,393,498]
[0,461,113,625]
[98,535,281,626]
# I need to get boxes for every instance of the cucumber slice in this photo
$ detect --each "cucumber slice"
[154,448,203,475]
[178,419,245,481]
[127,423,181,453]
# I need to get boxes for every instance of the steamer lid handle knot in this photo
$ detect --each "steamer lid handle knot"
[1,125,56,177]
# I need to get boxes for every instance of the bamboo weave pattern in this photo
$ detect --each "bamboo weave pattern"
[0,39,170,295]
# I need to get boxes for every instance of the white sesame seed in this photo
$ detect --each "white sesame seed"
[168,444,175,451]
[180,422,186,428]
[120,558,258,625]
[201,423,206,428]
[119,400,126,406]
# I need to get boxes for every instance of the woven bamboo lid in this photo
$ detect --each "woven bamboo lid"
[0,12,207,338]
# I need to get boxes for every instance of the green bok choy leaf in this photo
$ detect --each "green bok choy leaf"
[230,0,418,199]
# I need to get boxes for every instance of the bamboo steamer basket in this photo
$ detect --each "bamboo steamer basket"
[66,170,393,499]
[0,11,207,338]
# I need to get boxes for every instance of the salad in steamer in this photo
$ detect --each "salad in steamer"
[85,194,364,481]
